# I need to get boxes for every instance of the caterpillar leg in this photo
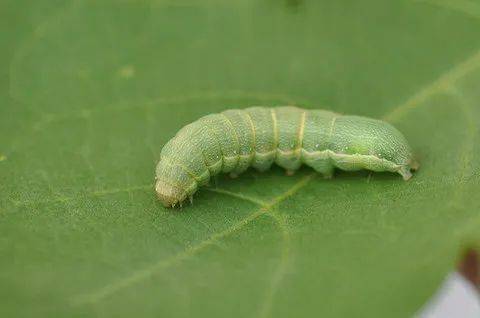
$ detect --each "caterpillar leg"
[211,175,219,187]
[302,156,335,179]
[398,166,413,181]
[322,170,334,179]
[286,169,296,176]
[312,165,334,179]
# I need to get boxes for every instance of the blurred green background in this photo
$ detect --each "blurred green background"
[1,0,480,317]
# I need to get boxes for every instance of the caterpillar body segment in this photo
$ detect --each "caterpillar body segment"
[155,106,417,207]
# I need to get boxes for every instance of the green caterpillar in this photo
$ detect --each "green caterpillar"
[155,106,418,207]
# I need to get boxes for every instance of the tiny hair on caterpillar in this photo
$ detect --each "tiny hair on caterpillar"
[155,106,418,207]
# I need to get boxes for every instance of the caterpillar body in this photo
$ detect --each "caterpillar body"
[155,106,418,207]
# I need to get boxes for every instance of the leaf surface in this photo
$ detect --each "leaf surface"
[1,0,480,317]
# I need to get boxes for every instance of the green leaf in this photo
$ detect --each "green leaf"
[1,0,480,317]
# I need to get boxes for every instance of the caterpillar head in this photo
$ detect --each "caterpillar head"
[155,180,185,207]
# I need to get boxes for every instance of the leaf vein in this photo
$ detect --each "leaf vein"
[71,173,315,306]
